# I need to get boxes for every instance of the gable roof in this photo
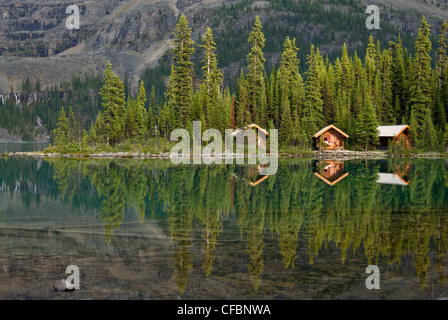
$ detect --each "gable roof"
[245,123,269,136]
[313,125,349,138]
[377,173,409,186]
[377,125,410,138]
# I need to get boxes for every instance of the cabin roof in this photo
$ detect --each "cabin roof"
[245,123,269,136]
[313,125,349,138]
[376,173,409,186]
[377,125,410,138]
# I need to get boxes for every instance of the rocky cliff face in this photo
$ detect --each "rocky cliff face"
[0,0,226,94]
[0,0,447,95]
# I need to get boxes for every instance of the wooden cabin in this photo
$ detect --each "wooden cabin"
[377,125,411,149]
[313,125,349,150]
[246,123,269,149]
[314,160,349,186]
[233,123,269,149]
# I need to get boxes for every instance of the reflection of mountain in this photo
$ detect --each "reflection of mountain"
[314,160,348,186]
[4,157,447,296]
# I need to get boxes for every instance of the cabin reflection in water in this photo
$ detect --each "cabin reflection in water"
[232,164,270,190]
[314,160,349,186]
[245,164,269,187]
[377,161,411,186]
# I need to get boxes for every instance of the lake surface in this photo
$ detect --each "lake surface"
[0,152,447,300]
[0,143,49,154]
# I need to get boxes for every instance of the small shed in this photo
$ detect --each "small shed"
[377,125,411,149]
[313,125,349,150]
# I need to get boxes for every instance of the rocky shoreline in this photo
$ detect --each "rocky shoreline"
[2,149,448,159]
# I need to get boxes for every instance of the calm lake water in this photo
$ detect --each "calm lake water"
[0,150,447,300]
[0,143,49,154]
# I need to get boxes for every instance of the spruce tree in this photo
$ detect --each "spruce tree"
[365,36,377,90]
[200,27,222,103]
[68,106,77,145]
[166,14,195,127]
[136,80,148,139]
[99,61,125,146]
[303,45,324,139]
[437,20,448,89]
[378,49,394,124]
[246,16,266,123]
[410,16,434,148]
[280,97,293,146]
[147,85,157,137]
[357,91,379,150]
[389,36,408,122]
[277,37,303,131]
[54,107,69,147]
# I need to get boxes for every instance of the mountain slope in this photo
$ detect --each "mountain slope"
[0,0,447,95]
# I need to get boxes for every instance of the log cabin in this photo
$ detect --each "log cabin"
[313,125,349,150]
[377,125,411,149]
[232,123,269,149]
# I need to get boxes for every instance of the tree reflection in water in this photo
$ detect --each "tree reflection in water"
[4,157,447,295]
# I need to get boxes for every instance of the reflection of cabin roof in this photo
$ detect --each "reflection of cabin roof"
[377,125,410,138]
[313,125,349,138]
[376,173,409,186]
[314,172,349,186]
[232,172,269,187]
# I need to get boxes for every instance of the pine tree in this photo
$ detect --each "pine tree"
[437,20,448,89]
[357,91,379,150]
[125,98,138,140]
[68,106,77,144]
[321,62,336,124]
[147,85,157,137]
[410,16,434,148]
[54,107,69,147]
[136,80,148,139]
[389,35,408,122]
[277,37,303,130]
[303,45,323,139]
[365,36,377,90]
[437,21,448,128]
[200,27,222,103]
[166,14,195,127]
[420,108,438,150]
[267,67,279,127]
[235,70,249,128]
[378,49,394,124]
[280,97,293,146]
[246,16,266,123]
[99,61,126,146]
